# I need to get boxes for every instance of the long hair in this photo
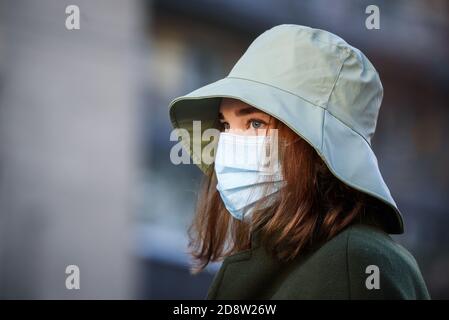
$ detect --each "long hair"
[188,115,385,273]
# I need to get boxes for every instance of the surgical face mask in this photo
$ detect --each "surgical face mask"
[214,132,286,221]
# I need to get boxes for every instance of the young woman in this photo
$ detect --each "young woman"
[168,24,430,299]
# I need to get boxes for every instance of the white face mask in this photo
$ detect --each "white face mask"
[214,132,286,221]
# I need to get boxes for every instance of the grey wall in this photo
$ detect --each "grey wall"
[0,0,147,299]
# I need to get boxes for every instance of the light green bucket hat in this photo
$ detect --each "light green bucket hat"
[168,24,404,234]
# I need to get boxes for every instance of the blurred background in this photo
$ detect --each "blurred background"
[0,0,448,299]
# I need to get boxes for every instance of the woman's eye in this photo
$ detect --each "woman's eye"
[250,120,264,129]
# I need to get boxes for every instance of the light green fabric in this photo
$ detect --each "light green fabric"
[168,24,404,234]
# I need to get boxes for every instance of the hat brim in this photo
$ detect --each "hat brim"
[168,76,404,234]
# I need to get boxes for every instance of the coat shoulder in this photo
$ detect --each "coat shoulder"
[345,224,430,299]
[207,223,431,300]
[276,223,430,299]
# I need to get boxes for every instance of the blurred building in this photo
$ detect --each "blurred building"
[138,0,449,299]
[0,0,147,299]
[0,0,448,300]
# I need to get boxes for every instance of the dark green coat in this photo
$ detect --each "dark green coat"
[206,223,430,299]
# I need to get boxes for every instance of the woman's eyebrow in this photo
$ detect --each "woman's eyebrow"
[218,107,265,121]
[235,106,264,116]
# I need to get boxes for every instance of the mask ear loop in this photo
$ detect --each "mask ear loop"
[282,137,302,147]
[262,116,279,174]
[265,117,302,147]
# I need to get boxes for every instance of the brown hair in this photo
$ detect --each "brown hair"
[188,115,385,273]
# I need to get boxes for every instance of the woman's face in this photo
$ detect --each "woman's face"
[218,98,275,136]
